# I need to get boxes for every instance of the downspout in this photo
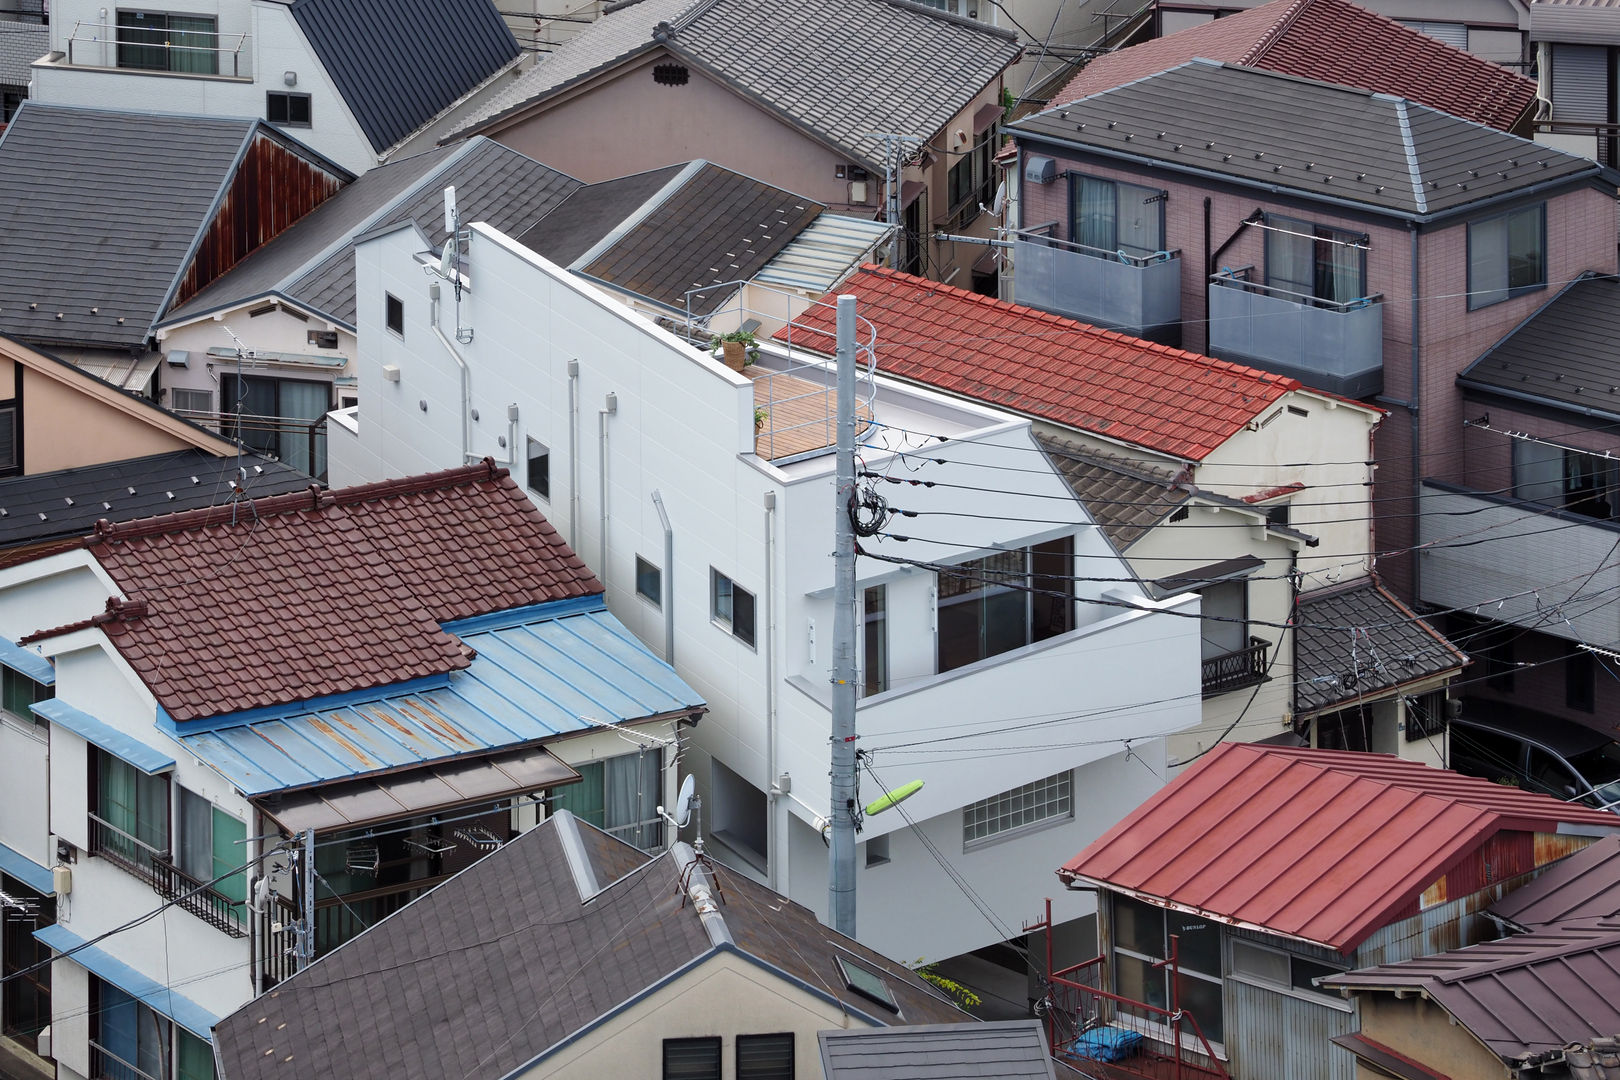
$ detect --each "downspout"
[598,393,617,580]
[429,281,472,464]
[763,489,779,891]
[567,359,580,547]
[246,817,261,997]
[652,490,674,665]
[1407,222,1422,596]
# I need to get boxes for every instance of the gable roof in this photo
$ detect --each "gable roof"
[33,460,602,722]
[787,265,1298,461]
[288,0,520,155]
[1458,273,1620,423]
[819,1020,1058,1079]
[1293,579,1467,716]
[165,139,580,330]
[452,0,1021,169]
[211,814,967,1080]
[1036,436,1190,549]
[0,102,347,350]
[1323,925,1620,1066]
[1491,834,1620,931]
[1012,60,1602,221]
[1058,743,1620,952]
[518,160,825,314]
[1055,0,1537,132]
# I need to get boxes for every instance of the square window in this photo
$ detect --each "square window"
[737,1033,794,1080]
[385,293,404,336]
[863,833,890,867]
[266,91,312,127]
[636,556,662,608]
[1468,203,1545,309]
[170,387,213,415]
[526,438,549,501]
[306,329,338,350]
[711,569,756,647]
[663,1037,721,1080]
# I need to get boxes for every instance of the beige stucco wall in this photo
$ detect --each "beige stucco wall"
[1355,993,1506,1080]
[516,949,877,1080]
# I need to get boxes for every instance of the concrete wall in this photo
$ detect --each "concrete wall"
[1354,993,1503,1080]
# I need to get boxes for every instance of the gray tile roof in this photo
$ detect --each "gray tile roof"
[1458,274,1620,423]
[288,0,519,154]
[170,139,580,330]
[1294,578,1467,716]
[521,160,826,314]
[517,164,686,267]
[0,103,269,350]
[819,1021,1058,1079]
[1010,59,1604,221]
[0,20,46,86]
[1323,924,1620,1067]
[212,813,967,1080]
[1037,434,1188,550]
[1491,835,1620,931]
[0,449,309,550]
[453,0,1021,168]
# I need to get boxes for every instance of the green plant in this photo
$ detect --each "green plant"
[710,329,760,365]
[754,407,769,430]
[916,962,982,1009]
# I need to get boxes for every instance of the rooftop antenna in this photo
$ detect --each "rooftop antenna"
[428,185,474,344]
[219,324,255,518]
[657,773,703,853]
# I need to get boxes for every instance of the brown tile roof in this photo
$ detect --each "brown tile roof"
[1054,0,1537,132]
[37,460,602,723]
[1036,435,1190,549]
[1293,579,1468,716]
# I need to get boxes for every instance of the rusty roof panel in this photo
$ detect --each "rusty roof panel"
[180,604,704,795]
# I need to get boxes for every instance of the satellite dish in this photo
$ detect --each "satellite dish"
[672,774,696,827]
[438,238,456,280]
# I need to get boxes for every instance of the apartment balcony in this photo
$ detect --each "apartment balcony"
[1419,480,1620,646]
[1207,269,1383,398]
[88,813,247,937]
[1011,227,1182,344]
[1202,637,1269,697]
[55,21,252,80]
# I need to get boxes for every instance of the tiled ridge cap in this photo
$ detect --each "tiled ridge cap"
[87,459,509,545]
[849,262,1303,390]
[1237,0,1308,64]
[20,596,148,646]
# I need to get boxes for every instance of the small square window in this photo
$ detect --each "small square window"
[663,1037,721,1080]
[266,91,312,127]
[526,438,549,500]
[636,556,662,608]
[711,569,756,647]
[385,293,404,336]
[864,833,890,867]
[737,1033,794,1080]
[307,329,338,350]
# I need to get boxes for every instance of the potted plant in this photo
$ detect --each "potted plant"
[754,407,769,432]
[710,329,759,372]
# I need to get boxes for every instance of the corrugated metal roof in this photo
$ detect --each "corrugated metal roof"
[1059,743,1620,952]
[753,212,892,294]
[34,698,175,775]
[288,0,519,154]
[179,605,703,795]
[35,924,219,1039]
[819,1021,1057,1079]
[1294,579,1467,716]
[1491,834,1620,930]
[1012,60,1601,221]
[0,841,51,894]
[1458,274,1620,423]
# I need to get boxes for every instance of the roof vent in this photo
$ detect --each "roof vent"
[653,62,688,86]
[1024,156,1056,185]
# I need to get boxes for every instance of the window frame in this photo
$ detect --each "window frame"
[663,1037,722,1080]
[385,293,405,337]
[0,666,50,732]
[861,583,888,697]
[736,1032,795,1080]
[636,556,663,609]
[1228,937,1350,1011]
[710,568,757,648]
[1066,172,1167,259]
[547,749,664,851]
[115,9,219,75]
[1263,214,1368,307]
[1467,202,1547,310]
[265,90,312,128]
[88,747,171,881]
[962,769,1073,849]
[525,437,550,502]
[1110,895,1229,1045]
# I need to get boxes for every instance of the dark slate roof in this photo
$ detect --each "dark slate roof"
[1036,435,1188,550]
[166,139,579,329]
[1458,274,1620,422]
[1491,835,1620,931]
[288,0,519,154]
[0,449,308,550]
[1322,924,1620,1066]
[519,160,824,314]
[0,21,47,86]
[1294,578,1467,715]
[1010,59,1603,221]
[819,1021,1057,1079]
[0,104,268,349]
[517,164,684,266]
[212,813,967,1080]
[454,0,1021,168]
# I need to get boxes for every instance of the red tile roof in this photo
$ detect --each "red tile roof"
[1059,743,1619,952]
[38,460,602,723]
[1054,0,1537,133]
[784,265,1296,461]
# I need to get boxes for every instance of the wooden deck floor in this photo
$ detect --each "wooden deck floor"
[746,367,873,462]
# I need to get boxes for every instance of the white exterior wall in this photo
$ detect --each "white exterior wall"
[332,221,1204,962]
[33,0,374,173]
[0,708,49,869]
[154,307,355,411]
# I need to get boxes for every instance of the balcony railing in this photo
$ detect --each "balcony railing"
[259,894,300,990]
[1044,955,1229,1080]
[1202,637,1269,697]
[89,1039,160,1080]
[172,408,327,481]
[63,21,251,79]
[1012,224,1183,343]
[151,857,246,938]
[1207,268,1384,397]
[88,813,164,883]
[1534,119,1619,168]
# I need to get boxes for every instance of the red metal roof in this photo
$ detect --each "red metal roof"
[1054,0,1537,133]
[38,460,602,723]
[784,265,1296,461]
[1059,743,1620,952]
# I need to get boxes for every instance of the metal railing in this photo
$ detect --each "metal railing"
[259,894,300,990]
[1208,266,1381,313]
[1202,637,1269,697]
[1046,955,1229,1080]
[64,20,251,78]
[1014,222,1180,268]
[605,815,666,853]
[1533,119,1619,167]
[89,1039,160,1080]
[151,857,246,938]
[172,408,328,482]
[88,813,164,883]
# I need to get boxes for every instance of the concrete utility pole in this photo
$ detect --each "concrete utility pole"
[867,133,922,270]
[829,294,859,938]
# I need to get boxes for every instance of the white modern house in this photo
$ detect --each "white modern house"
[28,0,523,174]
[329,217,1204,968]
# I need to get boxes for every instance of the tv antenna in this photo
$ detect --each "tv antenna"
[658,773,702,853]
[426,185,474,344]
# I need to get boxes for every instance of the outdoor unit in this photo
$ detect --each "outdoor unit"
[1025,156,1056,185]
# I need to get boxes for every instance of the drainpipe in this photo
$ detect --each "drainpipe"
[429,281,473,464]
[246,818,261,997]
[598,393,617,581]
[567,359,580,546]
[652,490,674,665]
[1407,223,1422,597]
[763,489,779,891]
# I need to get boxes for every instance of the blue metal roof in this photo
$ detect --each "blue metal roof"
[0,637,53,685]
[179,606,702,796]
[36,924,220,1039]
[34,699,175,775]
[0,841,52,894]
